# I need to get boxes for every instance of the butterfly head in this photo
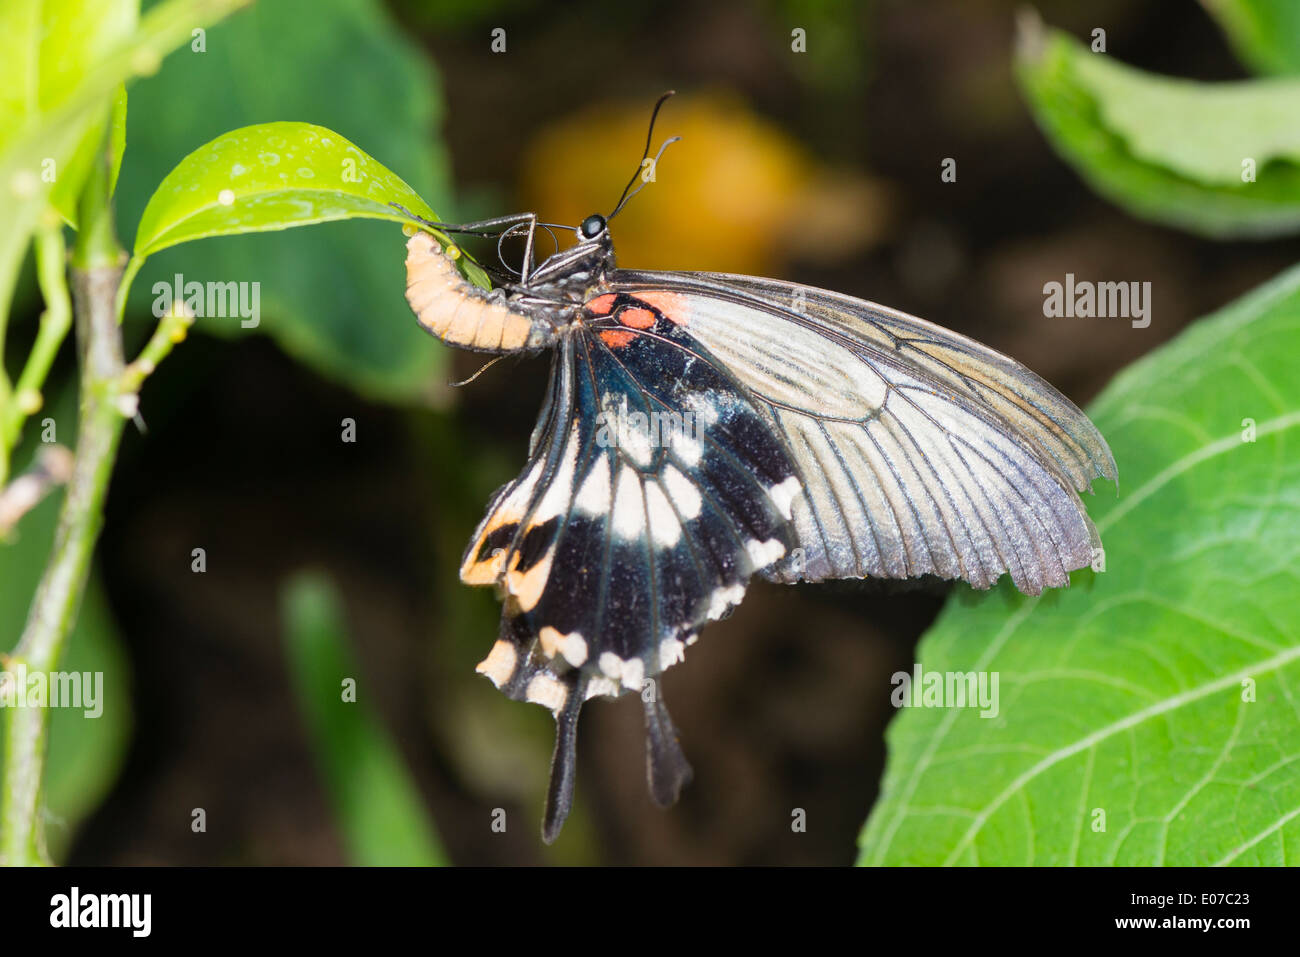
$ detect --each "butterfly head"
[578,214,607,241]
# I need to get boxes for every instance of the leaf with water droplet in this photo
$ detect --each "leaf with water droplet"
[133,121,464,263]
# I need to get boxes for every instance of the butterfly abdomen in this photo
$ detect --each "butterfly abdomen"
[405,231,558,352]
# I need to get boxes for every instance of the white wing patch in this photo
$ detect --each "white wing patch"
[574,453,610,518]
[532,423,583,524]
[611,464,645,540]
[645,481,682,548]
[662,464,702,521]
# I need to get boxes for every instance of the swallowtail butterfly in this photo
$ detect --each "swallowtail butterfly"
[397,94,1116,842]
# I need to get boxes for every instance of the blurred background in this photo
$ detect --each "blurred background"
[7,0,1300,865]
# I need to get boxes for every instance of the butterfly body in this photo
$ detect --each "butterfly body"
[403,191,1115,843]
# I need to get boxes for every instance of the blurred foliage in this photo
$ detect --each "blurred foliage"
[520,91,889,275]
[37,1,136,227]
[2,0,247,867]
[33,576,131,864]
[0,421,131,864]
[117,0,459,405]
[390,0,539,30]
[767,0,873,95]
[1016,15,1300,238]
[1202,0,1300,76]
[282,571,447,865]
[861,263,1300,865]
[0,0,247,383]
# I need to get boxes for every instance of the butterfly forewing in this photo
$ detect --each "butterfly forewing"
[708,273,1114,490]
[609,270,1116,595]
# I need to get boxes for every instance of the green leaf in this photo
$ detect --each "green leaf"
[282,571,447,866]
[51,83,130,226]
[859,264,1300,866]
[133,122,440,256]
[108,85,128,199]
[0,0,248,323]
[1015,18,1300,238]
[1,476,131,863]
[117,0,467,404]
[1203,0,1300,76]
[43,0,138,225]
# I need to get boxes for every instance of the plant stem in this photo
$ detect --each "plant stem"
[0,222,74,472]
[0,155,126,866]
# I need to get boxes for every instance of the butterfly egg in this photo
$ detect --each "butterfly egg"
[404,231,555,353]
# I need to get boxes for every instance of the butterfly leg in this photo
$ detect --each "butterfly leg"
[388,204,537,237]
[643,691,694,807]
[390,204,551,286]
[541,676,587,844]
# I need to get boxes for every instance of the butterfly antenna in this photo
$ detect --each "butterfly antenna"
[608,90,679,220]
[610,135,682,220]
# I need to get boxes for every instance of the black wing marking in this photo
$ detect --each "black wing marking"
[461,304,801,840]
[611,269,1117,595]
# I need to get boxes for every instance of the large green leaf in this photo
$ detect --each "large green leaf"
[859,265,1300,865]
[1203,0,1300,76]
[282,571,446,866]
[117,0,459,404]
[1016,19,1300,238]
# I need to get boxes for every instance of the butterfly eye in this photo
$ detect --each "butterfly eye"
[579,214,606,240]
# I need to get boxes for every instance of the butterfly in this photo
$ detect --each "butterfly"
[395,93,1116,842]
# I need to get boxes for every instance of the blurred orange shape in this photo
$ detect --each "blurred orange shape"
[519,91,889,276]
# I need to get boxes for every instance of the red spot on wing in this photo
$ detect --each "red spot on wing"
[599,329,636,349]
[634,291,691,325]
[586,293,617,316]
[619,307,656,330]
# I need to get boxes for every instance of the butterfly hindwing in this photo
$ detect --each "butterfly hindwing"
[466,311,800,694]
[460,296,802,837]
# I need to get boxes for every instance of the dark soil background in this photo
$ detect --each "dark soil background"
[58,0,1300,864]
